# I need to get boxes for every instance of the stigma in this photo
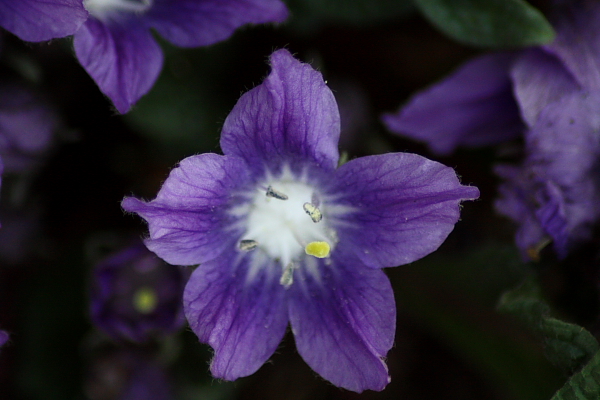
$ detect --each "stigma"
[237,171,337,287]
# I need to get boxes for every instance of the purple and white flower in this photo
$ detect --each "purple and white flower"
[75,0,289,113]
[0,0,88,42]
[90,241,188,343]
[382,1,600,260]
[122,49,479,392]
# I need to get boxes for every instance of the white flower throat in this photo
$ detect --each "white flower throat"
[84,0,152,18]
[239,176,337,288]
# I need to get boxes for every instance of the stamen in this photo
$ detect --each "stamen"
[303,202,322,223]
[266,186,288,200]
[280,263,295,288]
[305,241,330,258]
[239,239,258,251]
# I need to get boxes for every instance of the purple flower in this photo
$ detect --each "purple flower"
[0,0,88,42]
[382,1,600,260]
[495,89,600,259]
[122,49,479,392]
[0,83,57,173]
[74,0,288,113]
[90,241,188,343]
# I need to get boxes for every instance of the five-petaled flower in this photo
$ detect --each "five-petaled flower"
[122,49,479,392]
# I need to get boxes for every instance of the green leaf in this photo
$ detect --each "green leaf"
[412,0,555,48]
[551,350,600,400]
[498,279,599,372]
[389,244,559,400]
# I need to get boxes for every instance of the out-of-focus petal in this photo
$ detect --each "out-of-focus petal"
[183,251,288,380]
[0,84,57,172]
[147,0,288,47]
[220,49,340,174]
[288,251,395,392]
[0,0,88,42]
[73,17,162,114]
[121,154,250,266]
[526,91,600,186]
[510,48,580,127]
[0,330,7,347]
[494,164,548,260]
[330,152,479,268]
[544,1,600,91]
[382,53,523,155]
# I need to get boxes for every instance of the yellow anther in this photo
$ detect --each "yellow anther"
[133,287,158,314]
[305,241,330,258]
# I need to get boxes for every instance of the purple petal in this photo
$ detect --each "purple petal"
[147,0,288,48]
[510,48,580,127]
[527,91,600,252]
[288,251,395,392]
[183,251,288,380]
[0,0,88,42]
[382,53,523,155]
[544,1,600,91]
[73,17,163,114]
[121,153,250,266]
[534,180,569,257]
[331,152,479,268]
[220,49,340,174]
[0,330,7,347]
[526,91,600,187]
[494,164,548,260]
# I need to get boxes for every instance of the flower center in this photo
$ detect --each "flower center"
[239,176,337,287]
[132,286,158,314]
[84,0,152,19]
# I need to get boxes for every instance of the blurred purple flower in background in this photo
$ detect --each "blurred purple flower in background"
[90,241,188,343]
[382,1,600,260]
[0,0,88,42]
[0,0,289,113]
[0,330,7,348]
[122,49,479,392]
[85,345,173,400]
[75,0,289,113]
[0,83,57,174]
